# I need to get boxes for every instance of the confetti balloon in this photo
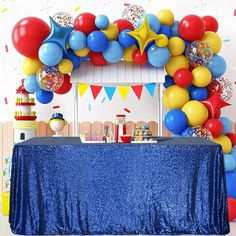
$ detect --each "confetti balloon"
[185,40,213,67]
[207,77,233,102]
[36,65,64,92]
[182,126,213,140]
[52,12,74,27]
[122,4,145,28]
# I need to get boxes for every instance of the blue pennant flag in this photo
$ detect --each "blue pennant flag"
[145,83,156,97]
[104,86,116,101]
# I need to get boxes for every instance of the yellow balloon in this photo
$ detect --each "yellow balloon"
[74,47,90,57]
[157,9,174,26]
[168,37,185,56]
[192,66,212,87]
[155,34,169,47]
[163,85,190,110]
[101,23,119,40]
[213,135,232,154]
[22,58,42,76]
[58,59,73,74]
[203,31,222,54]
[165,55,189,77]
[123,45,138,62]
[182,101,209,126]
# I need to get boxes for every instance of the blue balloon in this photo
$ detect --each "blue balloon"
[230,147,236,160]
[219,117,233,134]
[206,55,227,78]
[170,20,180,37]
[24,75,40,93]
[145,41,155,51]
[224,154,236,172]
[87,31,108,52]
[158,25,171,38]
[95,15,109,29]
[147,45,170,67]
[190,87,208,101]
[38,42,63,66]
[64,49,80,68]
[164,109,188,134]
[36,89,54,104]
[118,30,136,48]
[164,75,175,88]
[102,41,124,63]
[138,14,161,33]
[68,31,86,51]
[226,173,236,198]
[181,126,193,137]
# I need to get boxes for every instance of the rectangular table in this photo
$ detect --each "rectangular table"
[9,137,229,235]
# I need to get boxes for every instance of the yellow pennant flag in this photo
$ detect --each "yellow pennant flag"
[78,83,89,97]
[118,86,130,100]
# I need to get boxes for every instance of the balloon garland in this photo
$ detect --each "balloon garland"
[11,5,236,220]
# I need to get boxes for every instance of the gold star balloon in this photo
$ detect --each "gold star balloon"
[127,17,160,54]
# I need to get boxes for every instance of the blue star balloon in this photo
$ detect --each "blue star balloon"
[44,17,75,53]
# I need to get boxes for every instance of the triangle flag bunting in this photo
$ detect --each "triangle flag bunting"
[118,86,130,100]
[104,86,116,101]
[78,83,89,97]
[131,85,143,100]
[145,83,156,97]
[90,85,103,100]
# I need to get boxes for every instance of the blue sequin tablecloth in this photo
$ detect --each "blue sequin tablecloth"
[9,137,229,235]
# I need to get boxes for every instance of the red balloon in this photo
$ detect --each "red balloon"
[89,51,107,66]
[215,109,221,119]
[174,68,193,87]
[178,15,205,42]
[202,16,218,32]
[74,13,97,35]
[113,19,134,32]
[201,93,231,118]
[204,118,223,138]
[188,65,195,72]
[132,50,147,65]
[228,197,236,221]
[12,17,50,58]
[54,74,72,95]
[226,133,236,147]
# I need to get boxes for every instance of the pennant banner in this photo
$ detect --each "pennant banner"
[104,86,116,101]
[78,83,89,97]
[78,83,156,100]
[145,83,156,97]
[91,85,102,99]
[118,86,130,100]
[131,85,143,100]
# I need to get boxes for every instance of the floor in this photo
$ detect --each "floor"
[1,202,236,235]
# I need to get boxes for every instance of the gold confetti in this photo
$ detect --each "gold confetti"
[74,6,81,11]
[1,8,8,13]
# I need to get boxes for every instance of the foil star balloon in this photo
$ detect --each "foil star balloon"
[127,17,160,54]
[201,93,231,118]
[44,17,75,53]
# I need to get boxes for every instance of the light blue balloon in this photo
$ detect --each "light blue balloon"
[147,45,170,67]
[171,20,180,37]
[68,31,86,51]
[138,14,161,33]
[224,154,236,172]
[95,15,109,29]
[24,75,40,93]
[230,147,236,160]
[102,41,124,63]
[206,55,227,77]
[219,117,233,134]
[38,42,63,66]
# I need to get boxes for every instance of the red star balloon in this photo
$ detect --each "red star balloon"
[201,93,231,118]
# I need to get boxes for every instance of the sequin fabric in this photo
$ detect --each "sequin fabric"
[9,137,229,235]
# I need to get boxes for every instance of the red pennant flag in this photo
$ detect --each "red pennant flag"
[131,85,143,100]
[90,85,103,100]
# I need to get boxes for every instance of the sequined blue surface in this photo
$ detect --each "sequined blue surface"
[9,137,229,235]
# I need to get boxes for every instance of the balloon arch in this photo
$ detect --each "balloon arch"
[11,5,236,219]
